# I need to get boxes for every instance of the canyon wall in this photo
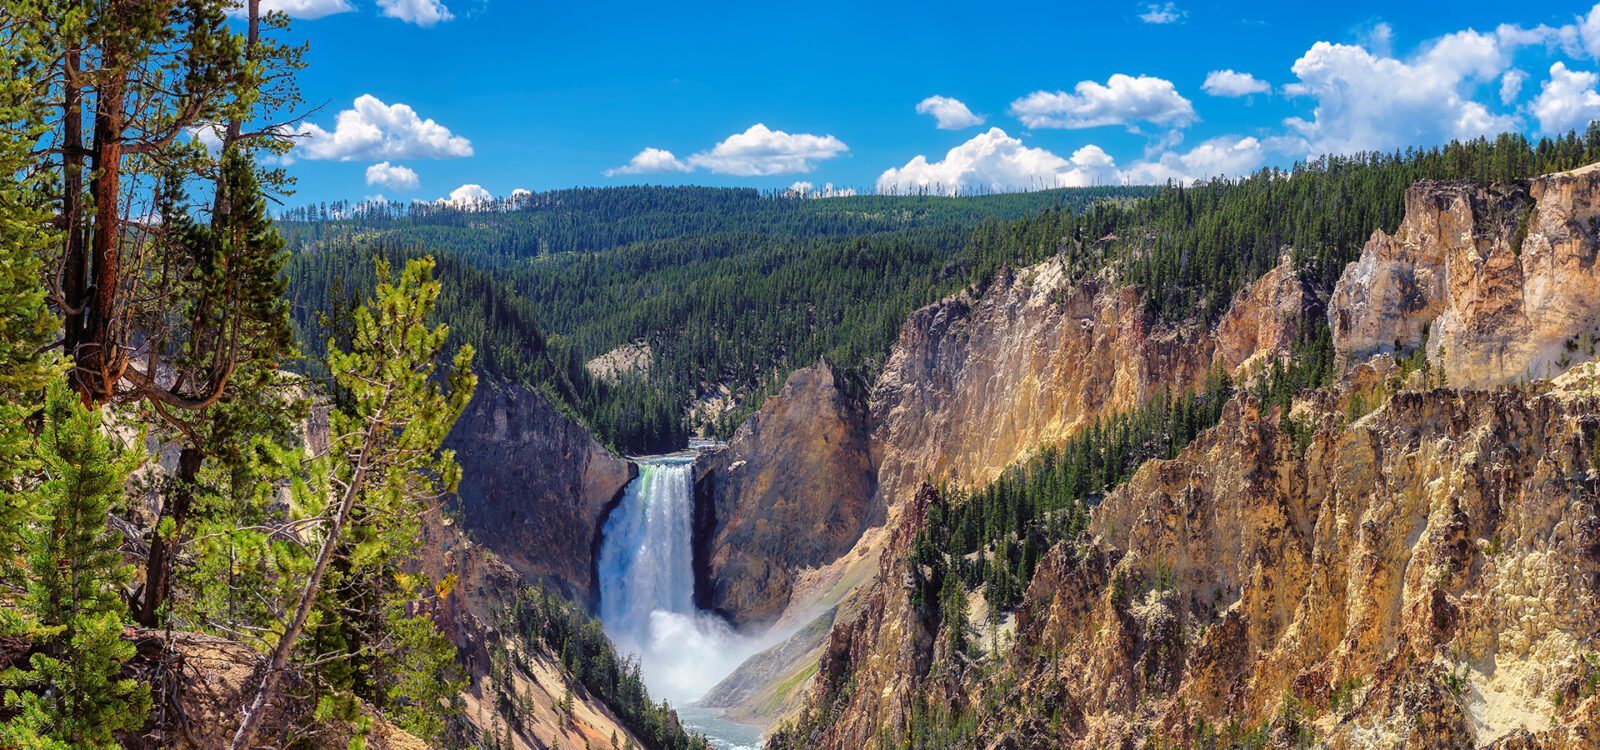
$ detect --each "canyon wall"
[786,388,1600,750]
[694,359,877,628]
[705,252,1320,728]
[773,165,1600,750]
[870,263,1215,507]
[996,387,1600,748]
[444,380,634,605]
[1332,164,1600,388]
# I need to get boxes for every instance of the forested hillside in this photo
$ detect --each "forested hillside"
[767,127,1600,750]
[284,129,1600,456]
[282,186,1151,452]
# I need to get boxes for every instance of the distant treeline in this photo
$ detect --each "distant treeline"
[285,126,1600,454]
[283,185,1149,453]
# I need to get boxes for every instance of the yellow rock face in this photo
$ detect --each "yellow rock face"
[1007,390,1600,749]
[774,167,1600,750]
[696,359,878,628]
[1332,165,1600,388]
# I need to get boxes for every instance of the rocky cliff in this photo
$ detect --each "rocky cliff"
[694,359,877,628]
[770,165,1600,750]
[444,380,634,605]
[781,386,1600,750]
[705,251,1321,728]
[1332,164,1600,388]
[998,386,1600,749]
[870,263,1215,507]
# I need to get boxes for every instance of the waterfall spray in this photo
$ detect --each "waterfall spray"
[597,455,764,705]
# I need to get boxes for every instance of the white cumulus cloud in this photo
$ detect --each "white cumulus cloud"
[295,95,472,161]
[365,161,419,191]
[875,128,1120,196]
[1279,30,1521,157]
[229,0,352,19]
[1139,2,1185,24]
[784,181,857,198]
[1501,69,1528,104]
[438,183,491,207]
[1202,70,1270,97]
[1010,74,1196,130]
[1531,62,1600,135]
[686,124,848,176]
[376,0,453,26]
[916,96,986,130]
[875,129,1273,195]
[605,147,692,177]
[1580,5,1600,58]
[1120,136,1266,184]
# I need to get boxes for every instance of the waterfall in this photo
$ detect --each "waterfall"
[597,455,761,706]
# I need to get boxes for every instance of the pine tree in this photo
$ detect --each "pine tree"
[14,0,303,407]
[939,567,970,660]
[229,257,475,749]
[380,605,465,743]
[1,384,150,748]
[137,151,302,627]
[0,0,64,581]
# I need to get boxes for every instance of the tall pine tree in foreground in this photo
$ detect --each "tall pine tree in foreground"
[230,256,476,749]
[0,0,64,573]
[0,384,150,749]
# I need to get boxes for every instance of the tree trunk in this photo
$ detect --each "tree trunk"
[61,46,88,399]
[137,446,201,626]
[80,73,127,406]
[229,403,385,750]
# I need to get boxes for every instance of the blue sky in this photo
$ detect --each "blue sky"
[255,0,1600,207]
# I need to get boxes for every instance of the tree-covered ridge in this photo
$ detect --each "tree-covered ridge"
[286,241,691,452]
[964,128,1600,325]
[285,129,1600,456]
[278,185,1153,264]
[284,186,1153,453]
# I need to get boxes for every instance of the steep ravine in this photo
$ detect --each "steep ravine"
[695,245,1321,729]
[444,380,635,605]
[766,165,1600,749]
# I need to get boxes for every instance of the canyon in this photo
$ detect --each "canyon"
[138,162,1600,749]
[759,164,1600,749]
[425,164,1600,749]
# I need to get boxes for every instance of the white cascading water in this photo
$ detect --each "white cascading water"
[596,455,764,709]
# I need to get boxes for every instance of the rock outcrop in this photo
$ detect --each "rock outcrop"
[444,380,634,604]
[1213,253,1322,376]
[998,389,1600,749]
[1331,165,1600,388]
[710,254,1324,729]
[585,341,652,382]
[695,360,877,628]
[870,264,1215,507]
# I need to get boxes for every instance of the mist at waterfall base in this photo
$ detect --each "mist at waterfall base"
[596,456,769,716]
